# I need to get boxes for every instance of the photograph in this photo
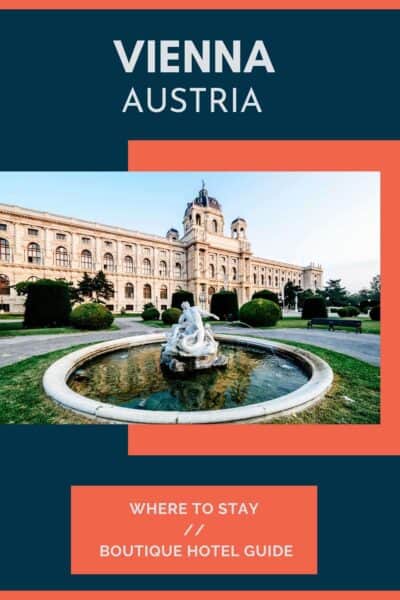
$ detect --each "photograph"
[0,172,380,425]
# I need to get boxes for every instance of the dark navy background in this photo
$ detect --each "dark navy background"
[0,10,399,169]
[0,8,395,591]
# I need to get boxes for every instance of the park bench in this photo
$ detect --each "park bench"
[307,318,362,333]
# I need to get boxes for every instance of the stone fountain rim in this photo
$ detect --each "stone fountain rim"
[42,332,334,424]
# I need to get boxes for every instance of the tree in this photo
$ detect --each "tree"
[76,271,114,304]
[283,281,302,309]
[297,288,315,309]
[369,274,381,305]
[77,272,93,301]
[321,279,349,306]
[91,271,114,303]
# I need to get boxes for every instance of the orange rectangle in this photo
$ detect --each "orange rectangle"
[71,485,317,574]
[1,594,400,600]
[126,140,389,456]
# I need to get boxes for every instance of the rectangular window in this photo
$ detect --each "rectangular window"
[82,237,91,244]
[104,241,112,247]
[28,228,38,236]
[56,232,66,240]
[106,305,114,312]
[125,304,134,311]
[0,223,7,231]
[125,244,132,250]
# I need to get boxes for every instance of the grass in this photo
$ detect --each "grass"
[0,338,379,424]
[0,346,94,424]
[0,313,23,320]
[267,339,380,424]
[210,316,380,334]
[0,321,119,337]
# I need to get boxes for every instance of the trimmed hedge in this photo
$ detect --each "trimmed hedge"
[210,291,239,321]
[239,298,280,327]
[24,279,71,328]
[252,289,279,305]
[162,308,181,325]
[70,303,114,330]
[142,307,160,321]
[370,305,380,321]
[301,296,328,319]
[337,306,360,317]
[171,290,194,309]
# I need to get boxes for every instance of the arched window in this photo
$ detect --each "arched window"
[209,264,215,279]
[0,274,10,295]
[143,283,152,300]
[253,273,257,284]
[125,282,134,299]
[27,242,41,264]
[268,275,272,286]
[261,274,265,285]
[195,214,201,226]
[104,252,114,271]
[212,219,218,233]
[275,276,278,287]
[0,238,10,262]
[160,284,168,299]
[55,246,69,267]
[232,267,237,281]
[174,263,182,279]
[208,286,216,297]
[124,255,134,273]
[81,249,92,270]
[143,258,151,276]
[159,260,167,277]
[221,265,226,278]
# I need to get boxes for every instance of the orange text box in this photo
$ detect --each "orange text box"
[71,485,317,575]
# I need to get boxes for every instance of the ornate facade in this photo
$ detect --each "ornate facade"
[0,184,323,313]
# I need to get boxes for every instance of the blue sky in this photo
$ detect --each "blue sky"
[0,172,379,292]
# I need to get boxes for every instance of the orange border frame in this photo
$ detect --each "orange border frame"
[0,1,400,8]
[127,140,390,455]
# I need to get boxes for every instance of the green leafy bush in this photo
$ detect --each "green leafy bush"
[370,305,380,321]
[239,298,280,327]
[252,289,279,305]
[171,290,194,309]
[337,306,360,317]
[301,296,328,319]
[142,307,160,321]
[162,308,181,325]
[24,279,71,328]
[210,290,239,321]
[70,303,114,330]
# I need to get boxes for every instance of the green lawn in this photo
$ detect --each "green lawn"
[0,321,119,337]
[268,340,380,424]
[0,314,23,320]
[0,339,379,424]
[211,316,380,334]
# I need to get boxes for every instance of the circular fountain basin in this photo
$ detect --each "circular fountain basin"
[43,333,333,423]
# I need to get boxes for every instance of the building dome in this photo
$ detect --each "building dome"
[184,181,222,217]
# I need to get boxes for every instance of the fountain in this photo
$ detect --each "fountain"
[160,302,228,374]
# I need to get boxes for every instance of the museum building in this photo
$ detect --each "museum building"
[0,184,323,313]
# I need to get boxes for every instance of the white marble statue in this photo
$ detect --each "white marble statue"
[164,301,220,357]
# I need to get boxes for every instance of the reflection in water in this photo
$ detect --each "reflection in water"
[69,344,308,412]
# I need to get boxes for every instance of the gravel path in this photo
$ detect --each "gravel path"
[0,319,380,368]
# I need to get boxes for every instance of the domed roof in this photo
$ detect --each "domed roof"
[184,181,222,217]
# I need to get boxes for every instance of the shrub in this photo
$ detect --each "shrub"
[252,289,279,305]
[239,298,281,327]
[171,290,194,309]
[370,305,380,321]
[330,308,339,314]
[210,291,239,321]
[24,279,71,328]
[337,306,360,317]
[142,307,160,321]
[70,303,114,330]
[143,302,155,310]
[162,308,181,325]
[301,296,328,319]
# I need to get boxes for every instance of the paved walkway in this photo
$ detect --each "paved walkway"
[0,319,380,368]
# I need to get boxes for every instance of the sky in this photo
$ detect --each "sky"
[0,171,380,292]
